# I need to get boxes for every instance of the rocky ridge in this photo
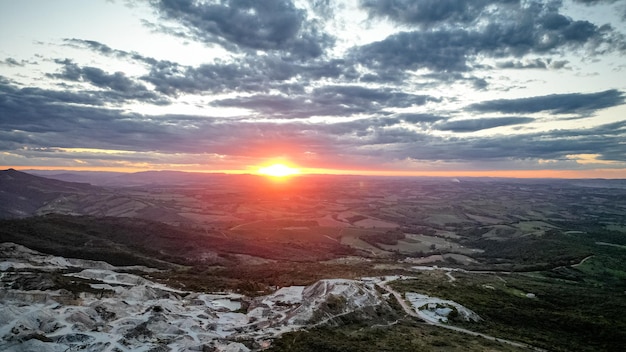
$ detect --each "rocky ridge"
[0,243,388,351]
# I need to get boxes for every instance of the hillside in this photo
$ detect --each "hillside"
[2,170,626,351]
[0,169,189,222]
[0,168,96,218]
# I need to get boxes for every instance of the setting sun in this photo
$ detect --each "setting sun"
[257,163,300,177]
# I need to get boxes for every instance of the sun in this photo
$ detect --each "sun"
[257,163,301,177]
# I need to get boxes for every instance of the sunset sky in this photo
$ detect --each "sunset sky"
[1,0,626,178]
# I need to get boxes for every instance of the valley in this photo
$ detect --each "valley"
[1,169,626,351]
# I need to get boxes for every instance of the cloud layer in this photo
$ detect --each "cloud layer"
[1,0,625,175]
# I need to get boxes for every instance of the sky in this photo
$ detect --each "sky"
[1,0,626,178]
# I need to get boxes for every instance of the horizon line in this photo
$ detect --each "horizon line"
[3,166,626,180]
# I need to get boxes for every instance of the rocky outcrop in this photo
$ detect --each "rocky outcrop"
[1,244,391,351]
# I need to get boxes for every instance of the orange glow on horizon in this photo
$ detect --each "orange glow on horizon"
[296,167,626,179]
[2,165,625,179]
[256,163,301,178]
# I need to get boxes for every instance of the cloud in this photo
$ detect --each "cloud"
[48,59,168,105]
[396,113,444,124]
[2,74,625,170]
[67,38,349,100]
[152,0,334,59]
[52,59,139,91]
[143,56,289,96]
[313,85,435,109]
[349,120,626,166]
[572,0,620,4]
[495,58,569,69]
[359,0,506,27]
[2,1,625,173]
[0,79,105,114]
[353,0,622,75]
[435,117,534,132]
[461,122,626,162]
[354,29,472,72]
[141,53,355,96]
[0,77,330,158]
[64,38,322,97]
[211,85,437,118]
[1,58,25,67]
[63,38,159,66]
[469,89,625,115]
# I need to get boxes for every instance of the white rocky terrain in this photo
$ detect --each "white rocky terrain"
[0,243,389,351]
[1,242,487,351]
[405,292,481,324]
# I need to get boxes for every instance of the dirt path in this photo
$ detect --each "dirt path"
[376,279,547,352]
[572,255,594,267]
[377,281,421,319]
[445,272,456,282]
[229,219,266,231]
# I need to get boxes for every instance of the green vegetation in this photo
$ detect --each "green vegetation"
[360,230,405,248]
[0,214,355,268]
[0,215,177,268]
[2,172,626,352]
[391,269,626,352]
[468,229,593,270]
[267,320,528,352]
[150,261,380,296]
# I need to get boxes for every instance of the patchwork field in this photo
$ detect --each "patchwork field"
[3,170,626,351]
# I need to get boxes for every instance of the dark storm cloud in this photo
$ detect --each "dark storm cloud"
[48,59,168,105]
[469,89,625,115]
[353,0,621,74]
[212,85,437,118]
[152,0,333,59]
[435,117,534,132]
